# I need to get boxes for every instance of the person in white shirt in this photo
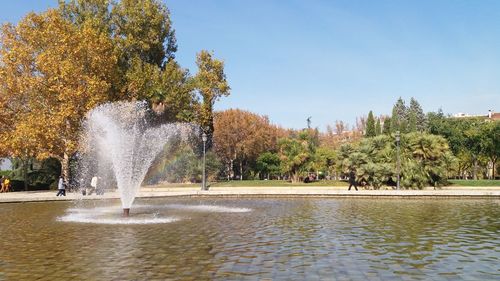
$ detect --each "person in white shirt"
[90,176,98,195]
[56,176,66,196]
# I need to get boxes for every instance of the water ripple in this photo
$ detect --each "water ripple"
[0,198,498,280]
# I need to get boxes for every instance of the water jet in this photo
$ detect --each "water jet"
[78,101,194,216]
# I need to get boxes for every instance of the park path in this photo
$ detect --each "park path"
[1,185,499,203]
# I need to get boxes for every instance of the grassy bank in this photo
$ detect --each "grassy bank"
[155,180,349,188]
[449,179,500,187]
[153,179,500,188]
[212,180,348,187]
[0,170,11,176]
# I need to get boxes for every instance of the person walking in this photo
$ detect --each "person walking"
[0,176,5,193]
[1,177,11,193]
[348,169,358,191]
[90,176,98,195]
[56,176,66,196]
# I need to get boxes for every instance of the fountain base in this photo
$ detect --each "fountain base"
[123,208,130,217]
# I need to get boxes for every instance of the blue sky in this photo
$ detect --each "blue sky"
[2,0,500,130]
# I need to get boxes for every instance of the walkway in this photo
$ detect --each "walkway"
[1,185,499,203]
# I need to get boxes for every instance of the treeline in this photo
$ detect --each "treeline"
[207,98,498,189]
[0,0,229,189]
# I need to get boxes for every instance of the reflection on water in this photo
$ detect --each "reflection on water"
[0,198,498,280]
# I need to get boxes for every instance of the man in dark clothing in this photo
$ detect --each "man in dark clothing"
[348,170,358,191]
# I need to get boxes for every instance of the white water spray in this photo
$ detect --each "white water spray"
[80,101,193,212]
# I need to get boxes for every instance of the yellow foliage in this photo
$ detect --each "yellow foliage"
[0,9,118,164]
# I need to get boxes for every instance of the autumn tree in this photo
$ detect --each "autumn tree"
[356,116,367,134]
[335,120,347,135]
[195,50,230,147]
[0,10,119,184]
[213,109,278,180]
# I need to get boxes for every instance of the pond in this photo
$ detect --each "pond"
[0,198,499,280]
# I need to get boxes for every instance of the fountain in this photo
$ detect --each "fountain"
[78,101,194,216]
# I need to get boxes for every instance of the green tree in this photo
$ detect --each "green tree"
[464,121,483,180]
[111,0,180,104]
[408,110,417,132]
[125,59,196,122]
[480,121,500,179]
[60,0,189,107]
[401,133,452,188]
[256,152,281,180]
[365,111,376,137]
[428,114,492,180]
[278,137,310,183]
[382,118,391,134]
[391,97,407,133]
[277,130,317,183]
[195,50,230,147]
[408,97,427,132]
[59,0,112,35]
[354,135,393,189]
[111,0,177,67]
[427,109,445,135]
[334,133,452,189]
[335,143,354,176]
[375,118,382,136]
[308,146,336,179]
[156,60,197,122]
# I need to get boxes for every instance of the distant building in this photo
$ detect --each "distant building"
[489,111,500,121]
[452,110,499,121]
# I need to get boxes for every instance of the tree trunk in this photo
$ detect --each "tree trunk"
[291,169,299,183]
[229,159,234,180]
[239,161,243,180]
[472,157,478,180]
[62,153,70,186]
[23,158,29,191]
[493,158,497,180]
[489,158,497,180]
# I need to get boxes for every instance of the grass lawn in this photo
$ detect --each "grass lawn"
[448,179,500,187]
[0,170,11,176]
[211,180,348,187]
[155,180,349,187]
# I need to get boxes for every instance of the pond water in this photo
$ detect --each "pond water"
[0,198,499,280]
